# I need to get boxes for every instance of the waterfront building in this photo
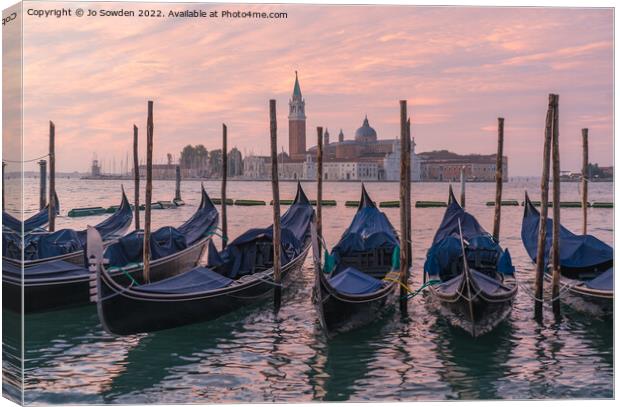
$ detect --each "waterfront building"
[288,71,307,160]
[227,147,243,177]
[418,150,508,182]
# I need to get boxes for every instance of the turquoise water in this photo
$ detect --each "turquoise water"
[3,179,614,403]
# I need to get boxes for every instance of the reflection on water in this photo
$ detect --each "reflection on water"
[5,179,614,403]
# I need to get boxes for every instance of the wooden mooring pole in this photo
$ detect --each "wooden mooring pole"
[143,101,154,283]
[405,118,412,267]
[48,121,56,232]
[175,165,182,202]
[39,159,47,210]
[551,95,561,316]
[269,100,282,310]
[493,117,505,241]
[399,100,411,307]
[2,161,6,209]
[316,127,323,244]
[581,128,588,235]
[221,123,228,250]
[534,94,555,320]
[460,166,466,208]
[133,125,140,231]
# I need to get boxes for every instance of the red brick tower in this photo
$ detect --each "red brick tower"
[288,71,306,159]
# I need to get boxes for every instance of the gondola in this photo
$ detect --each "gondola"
[521,192,613,312]
[2,185,218,313]
[424,186,517,337]
[312,185,400,336]
[2,192,59,233]
[3,188,132,268]
[90,183,314,335]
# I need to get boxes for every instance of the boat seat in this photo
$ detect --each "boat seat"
[253,241,273,273]
[338,247,394,279]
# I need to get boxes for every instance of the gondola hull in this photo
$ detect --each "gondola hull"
[314,269,396,336]
[2,236,210,314]
[543,271,612,315]
[427,273,517,337]
[97,244,310,335]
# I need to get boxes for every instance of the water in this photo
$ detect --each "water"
[4,178,614,403]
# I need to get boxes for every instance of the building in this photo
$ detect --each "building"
[227,147,243,177]
[137,164,176,179]
[243,73,420,181]
[288,71,306,160]
[91,159,101,177]
[418,150,508,181]
[243,155,269,178]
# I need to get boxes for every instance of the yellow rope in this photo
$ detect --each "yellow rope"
[383,275,412,294]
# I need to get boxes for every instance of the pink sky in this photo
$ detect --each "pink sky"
[13,3,614,175]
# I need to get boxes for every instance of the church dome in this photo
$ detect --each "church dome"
[355,116,377,143]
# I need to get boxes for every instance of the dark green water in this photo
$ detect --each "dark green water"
[3,179,614,403]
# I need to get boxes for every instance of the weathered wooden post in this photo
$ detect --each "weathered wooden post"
[39,159,47,210]
[534,94,555,320]
[175,165,182,202]
[493,117,505,241]
[405,118,412,267]
[143,101,154,283]
[551,95,561,315]
[399,100,410,305]
[460,166,466,208]
[2,161,6,209]
[133,125,140,231]
[221,123,228,250]
[269,100,282,310]
[581,128,588,235]
[316,127,323,243]
[48,121,56,232]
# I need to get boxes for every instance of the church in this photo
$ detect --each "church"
[245,72,421,181]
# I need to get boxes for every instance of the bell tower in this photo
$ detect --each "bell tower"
[288,71,306,159]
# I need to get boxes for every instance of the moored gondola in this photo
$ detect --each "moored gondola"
[3,188,132,268]
[90,183,314,336]
[2,186,218,313]
[521,192,613,313]
[2,192,59,233]
[312,185,400,336]
[424,186,517,337]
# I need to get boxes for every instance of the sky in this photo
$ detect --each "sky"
[8,2,614,175]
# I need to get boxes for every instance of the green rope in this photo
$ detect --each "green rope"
[208,226,228,242]
[401,279,441,301]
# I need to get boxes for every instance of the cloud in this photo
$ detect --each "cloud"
[14,3,613,176]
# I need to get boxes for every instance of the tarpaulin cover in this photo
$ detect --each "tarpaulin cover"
[4,190,131,261]
[424,187,514,283]
[434,269,512,297]
[2,193,59,233]
[177,186,219,245]
[2,258,88,281]
[584,267,613,291]
[331,186,398,263]
[329,266,382,295]
[521,195,613,270]
[423,235,463,279]
[104,227,188,267]
[135,266,233,294]
[210,183,313,279]
[431,191,487,245]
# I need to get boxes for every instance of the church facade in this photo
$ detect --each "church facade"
[258,73,421,181]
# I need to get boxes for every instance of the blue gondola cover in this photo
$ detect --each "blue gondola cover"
[212,185,313,279]
[585,267,613,291]
[521,196,613,270]
[135,266,233,294]
[329,267,382,295]
[331,187,398,266]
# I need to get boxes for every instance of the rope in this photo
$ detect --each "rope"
[3,154,50,163]
[208,227,228,242]
[402,279,441,300]
[383,276,412,295]
[516,278,575,303]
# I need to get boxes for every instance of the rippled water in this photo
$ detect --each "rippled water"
[3,178,614,403]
